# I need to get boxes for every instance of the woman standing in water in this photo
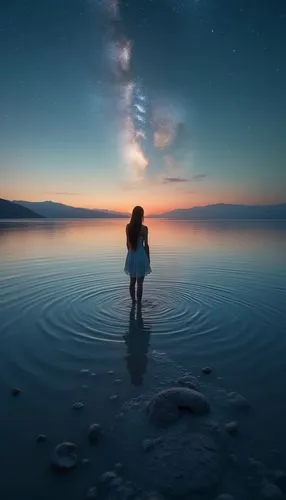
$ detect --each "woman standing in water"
[124,206,151,304]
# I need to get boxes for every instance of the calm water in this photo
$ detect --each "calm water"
[1,219,286,499]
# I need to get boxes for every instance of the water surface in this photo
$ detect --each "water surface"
[0,219,286,498]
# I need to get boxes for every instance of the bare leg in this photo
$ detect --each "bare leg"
[137,276,144,303]
[129,277,136,303]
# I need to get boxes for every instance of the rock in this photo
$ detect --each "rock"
[88,423,102,444]
[271,470,286,490]
[227,392,249,410]
[147,387,210,426]
[86,486,98,498]
[110,395,119,401]
[110,476,123,488]
[72,401,84,410]
[144,430,220,495]
[108,370,114,375]
[248,457,267,477]
[115,480,136,498]
[142,438,162,452]
[225,421,238,435]
[178,375,200,391]
[80,369,90,374]
[261,480,284,499]
[51,442,77,471]
[216,495,235,500]
[82,458,90,467]
[36,434,47,443]
[11,388,22,397]
[115,462,124,473]
[100,471,118,484]
[115,379,122,384]
[90,373,96,377]
[202,367,212,375]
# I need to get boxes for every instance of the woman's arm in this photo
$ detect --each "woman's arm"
[144,226,150,262]
[126,225,130,250]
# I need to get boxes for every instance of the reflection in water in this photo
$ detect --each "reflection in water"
[124,305,151,386]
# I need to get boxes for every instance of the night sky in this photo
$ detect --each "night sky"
[1,0,286,213]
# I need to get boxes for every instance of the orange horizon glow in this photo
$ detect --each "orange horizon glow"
[2,181,285,216]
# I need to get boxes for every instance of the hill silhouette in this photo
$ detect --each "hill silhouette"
[0,199,43,219]
[151,203,286,220]
[14,200,128,218]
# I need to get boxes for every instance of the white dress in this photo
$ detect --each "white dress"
[124,232,152,278]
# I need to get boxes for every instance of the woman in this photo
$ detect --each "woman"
[124,206,151,304]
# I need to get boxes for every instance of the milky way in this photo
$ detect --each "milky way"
[103,0,187,182]
[103,0,149,181]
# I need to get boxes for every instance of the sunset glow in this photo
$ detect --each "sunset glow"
[1,0,285,213]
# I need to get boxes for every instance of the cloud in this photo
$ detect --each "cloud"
[191,174,207,181]
[44,192,80,196]
[163,177,189,184]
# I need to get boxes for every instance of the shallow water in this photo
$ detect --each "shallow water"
[0,219,286,499]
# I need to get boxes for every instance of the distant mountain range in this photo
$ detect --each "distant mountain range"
[1,199,286,220]
[0,198,43,219]
[13,200,129,218]
[151,203,286,220]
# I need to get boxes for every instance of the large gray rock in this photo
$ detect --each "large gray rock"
[143,430,221,495]
[147,387,210,425]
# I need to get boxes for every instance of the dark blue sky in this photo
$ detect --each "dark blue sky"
[1,0,285,212]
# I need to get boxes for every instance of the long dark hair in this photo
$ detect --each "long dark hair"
[128,206,144,250]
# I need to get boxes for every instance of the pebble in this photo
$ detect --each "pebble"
[100,471,118,484]
[110,395,119,401]
[115,378,122,384]
[82,458,90,467]
[227,392,249,410]
[36,434,47,443]
[11,388,22,397]
[225,421,239,435]
[80,369,90,374]
[202,367,212,375]
[115,462,124,473]
[86,486,98,498]
[142,438,162,452]
[248,457,267,476]
[72,401,84,410]
[108,370,114,375]
[90,373,96,377]
[51,442,77,471]
[88,423,102,444]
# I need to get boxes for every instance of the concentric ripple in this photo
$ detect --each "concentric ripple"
[0,219,286,391]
